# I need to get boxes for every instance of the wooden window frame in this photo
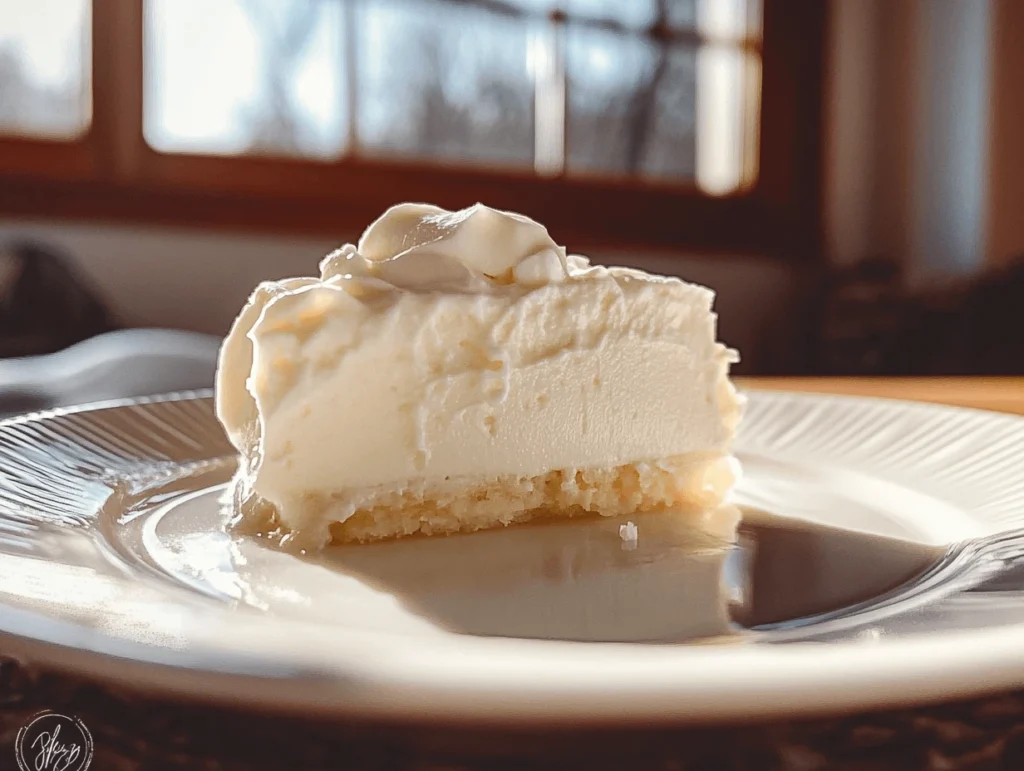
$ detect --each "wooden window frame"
[0,0,826,257]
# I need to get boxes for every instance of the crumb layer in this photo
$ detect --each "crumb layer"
[234,452,737,548]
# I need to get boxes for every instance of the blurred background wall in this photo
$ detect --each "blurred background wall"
[825,0,1024,280]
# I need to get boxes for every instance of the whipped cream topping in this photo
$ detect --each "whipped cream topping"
[216,203,742,543]
[320,203,574,294]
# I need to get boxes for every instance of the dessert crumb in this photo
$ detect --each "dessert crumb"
[619,521,638,547]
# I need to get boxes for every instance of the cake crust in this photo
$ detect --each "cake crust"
[231,451,738,548]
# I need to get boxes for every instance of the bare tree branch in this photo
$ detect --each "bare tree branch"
[441,0,759,52]
[238,0,321,153]
[623,0,671,172]
[281,2,320,57]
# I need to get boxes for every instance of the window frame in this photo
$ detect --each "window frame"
[0,0,826,257]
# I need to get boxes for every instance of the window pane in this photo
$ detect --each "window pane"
[695,45,759,194]
[636,45,699,181]
[144,0,347,159]
[694,0,761,193]
[567,0,761,190]
[356,0,534,168]
[0,0,91,140]
[567,30,696,180]
[698,0,760,41]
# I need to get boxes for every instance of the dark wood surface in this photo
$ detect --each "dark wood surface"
[2,655,1024,770]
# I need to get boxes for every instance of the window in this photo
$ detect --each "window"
[0,0,826,257]
[145,0,348,159]
[0,0,91,139]
[142,0,757,188]
[356,0,536,167]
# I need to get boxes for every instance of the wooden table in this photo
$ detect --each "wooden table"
[740,376,1024,416]
[2,378,1024,771]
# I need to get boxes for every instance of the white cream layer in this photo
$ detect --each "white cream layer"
[216,203,742,535]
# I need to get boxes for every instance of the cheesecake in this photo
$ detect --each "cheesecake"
[216,203,743,550]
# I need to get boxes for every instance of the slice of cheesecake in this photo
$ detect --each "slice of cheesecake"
[216,203,743,550]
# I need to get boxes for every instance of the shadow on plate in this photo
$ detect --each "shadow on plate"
[311,507,943,643]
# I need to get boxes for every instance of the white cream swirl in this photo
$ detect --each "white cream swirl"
[319,203,573,294]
